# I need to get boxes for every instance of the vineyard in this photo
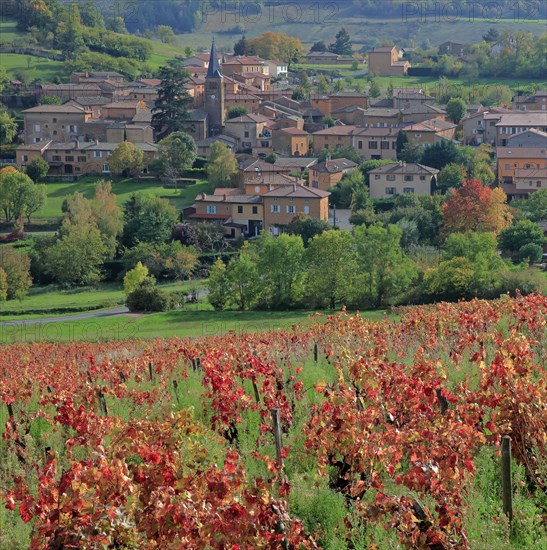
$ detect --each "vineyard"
[0,294,546,549]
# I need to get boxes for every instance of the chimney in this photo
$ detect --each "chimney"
[203,193,207,199]
[73,139,79,149]
[95,139,99,145]
[292,184,296,192]
[223,193,227,201]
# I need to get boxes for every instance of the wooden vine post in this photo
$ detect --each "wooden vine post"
[271,408,283,465]
[172,379,181,407]
[501,435,513,525]
[251,350,260,404]
[270,410,289,550]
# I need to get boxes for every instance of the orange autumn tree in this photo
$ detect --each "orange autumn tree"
[442,179,512,235]
[247,32,304,70]
[0,166,20,175]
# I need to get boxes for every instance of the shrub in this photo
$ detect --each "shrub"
[172,223,199,247]
[519,243,543,265]
[125,282,170,312]
[123,262,151,295]
[25,157,49,182]
[497,269,546,297]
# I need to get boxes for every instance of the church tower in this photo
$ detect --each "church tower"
[204,38,225,136]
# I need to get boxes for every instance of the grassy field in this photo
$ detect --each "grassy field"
[0,18,181,80]
[34,177,211,220]
[0,307,393,344]
[147,40,183,69]
[0,19,26,42]
[293,65,547,92]
[0,280,206,318]
[0,53,68,81]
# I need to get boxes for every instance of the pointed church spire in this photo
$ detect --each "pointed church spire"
[206,37,222,79]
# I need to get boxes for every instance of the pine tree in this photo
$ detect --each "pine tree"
[329,28,353,56]
[152,59,193,140]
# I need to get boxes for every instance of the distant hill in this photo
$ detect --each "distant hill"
[88,0,547,36]
[162,2,545,54]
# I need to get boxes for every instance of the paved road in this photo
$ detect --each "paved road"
[0,307,131,326]
[328,208,353,231]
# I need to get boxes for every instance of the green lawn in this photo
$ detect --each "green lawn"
[0,280,206,318]
[0,19,26,42]
[0,307,394,343]
[296,63,356,77]
[35,177,211,220]
[147,40,184,69]
[0,17,180,76]
[0,53,68,81]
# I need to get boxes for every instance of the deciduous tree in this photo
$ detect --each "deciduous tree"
[519,243,542,264]
[156,25,176,44]
[499,219,544,254]
[513,189,547,221]
[442,179,512,235]
[446,97,467,124]
[225,243,260,310]
[92,180,123,257]
[21,182,47,223]
[207,258,229,310]
[0,247,32,299]
[55,4,85,61]
[305,230,357,309]
[437,162,466,192]
[0,267,7,301]
[317,74,330,93]
[123,261,152,295]
[207,141,238,189]
[25,157,49,182]
[0,111,18,145]
[247,32,304,70]
[354,223,418,307]
[424,231,507,299]
[80,0,105,29]
[123,194,178,246]
[108,141,143,177]
[310,41,327,52]
[157,132,196,183]
[256,233,305,309]
[43,210,107,287]
[420,140,459,170]
[286,214,330,246]
[368,78,380,98]
[227,106,248,119]
[0,169,40,222]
